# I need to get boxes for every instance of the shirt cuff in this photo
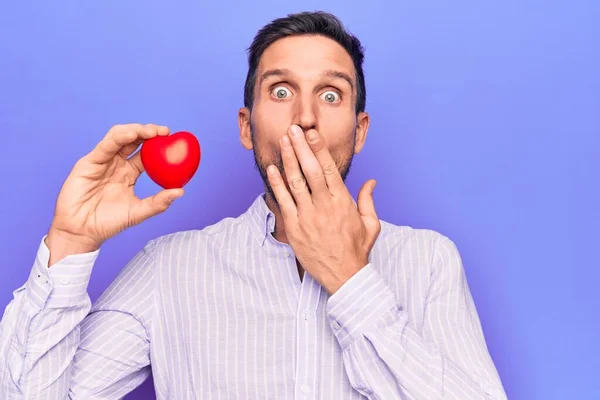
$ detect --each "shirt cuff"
[26,235,100,310]
[326,263,399,350]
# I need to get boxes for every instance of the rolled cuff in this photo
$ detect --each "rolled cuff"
[26,235,99,310]
[326,263,400,350]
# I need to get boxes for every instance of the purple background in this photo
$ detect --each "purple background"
[1,1,598,399]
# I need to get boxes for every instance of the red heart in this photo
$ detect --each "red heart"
[140,131,201,189]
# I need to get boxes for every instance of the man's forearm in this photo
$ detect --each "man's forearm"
[326,263,507,399]
[0,292,91,398]
[0,235,98,397]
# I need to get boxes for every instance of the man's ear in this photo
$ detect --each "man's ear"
[353,111,370,154]
[238,107,253,150]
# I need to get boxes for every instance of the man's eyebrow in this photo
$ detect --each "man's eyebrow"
[258,68,355,91]
[323,69,354,91]
[259,68,291,86]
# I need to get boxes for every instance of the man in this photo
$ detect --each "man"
[0,11,506,399]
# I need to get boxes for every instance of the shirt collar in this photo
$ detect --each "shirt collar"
[245,192,276,247]
[244,191,360,248]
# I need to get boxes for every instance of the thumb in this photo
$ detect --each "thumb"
[357,179,381,247]
[357,179,378,219]
[133,188,184,224]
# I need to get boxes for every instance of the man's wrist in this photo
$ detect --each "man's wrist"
[46,228,99,267]
[321,259,366,295]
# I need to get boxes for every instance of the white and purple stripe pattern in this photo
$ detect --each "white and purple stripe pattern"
[1,192,506,399]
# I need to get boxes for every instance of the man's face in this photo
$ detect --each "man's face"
[240,35,368,206]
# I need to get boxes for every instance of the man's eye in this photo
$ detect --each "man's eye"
[321,91,340,103]
[272,86,291,99]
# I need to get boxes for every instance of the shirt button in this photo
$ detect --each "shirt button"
[332,320,341,330]
[61,279,70,285]
[303,312,309,321]
[300,384,310,394]
[286,252,292,258]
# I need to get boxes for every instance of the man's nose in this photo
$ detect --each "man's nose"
[291,93,318,131]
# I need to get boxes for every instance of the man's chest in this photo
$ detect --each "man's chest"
[150,263,363,398]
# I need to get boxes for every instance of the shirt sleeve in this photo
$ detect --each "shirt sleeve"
[68,239,157,399]
[325,235,507,399]
[0,235,98,399]
[0,235,158,399]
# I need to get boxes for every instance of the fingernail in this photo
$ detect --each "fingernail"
[268,165,277,176]
[290,125,302,137]
[307,130,318,143]
[280,135,291,147]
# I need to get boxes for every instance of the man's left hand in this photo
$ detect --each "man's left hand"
[267,125,381,295]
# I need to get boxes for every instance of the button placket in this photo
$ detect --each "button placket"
[294,273,322,398]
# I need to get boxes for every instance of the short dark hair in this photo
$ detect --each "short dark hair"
[243,11,366,114]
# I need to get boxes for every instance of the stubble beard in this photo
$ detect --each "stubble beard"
[250,122,356,209]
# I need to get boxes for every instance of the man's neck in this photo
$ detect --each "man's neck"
[264,192,289,244]
[264,191,305,282]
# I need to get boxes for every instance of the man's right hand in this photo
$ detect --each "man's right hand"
[45,123,184,266]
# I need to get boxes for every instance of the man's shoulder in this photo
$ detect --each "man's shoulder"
[377,218,455,257]
[139,215,456,262]
[143,214,246,252]
[144,217,455,250]
[374,219,463,282]
[378,218,450,245]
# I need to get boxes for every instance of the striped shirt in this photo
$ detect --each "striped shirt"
[0,192,506,399]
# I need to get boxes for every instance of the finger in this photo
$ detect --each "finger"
[127,151,144,176]
[304,128,347,197]
[88,123,170,164]
[279,127,312,208]
[358,179,381,246]
[267,164,298,222]
[131,188,184,224]
[90,124,153,164]
[357,179,378,218]
[287,125,330,203]
[120,124,169,158]
[120,138,144,160]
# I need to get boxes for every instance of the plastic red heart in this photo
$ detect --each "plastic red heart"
[140,131,201,189]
